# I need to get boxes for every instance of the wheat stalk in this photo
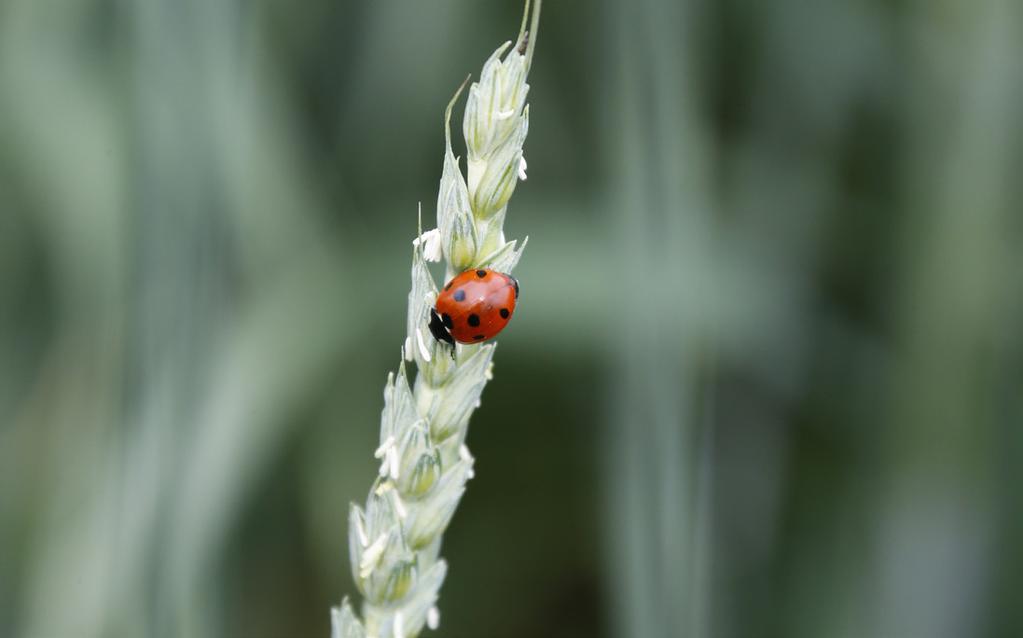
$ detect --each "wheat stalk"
[332,3,541,637]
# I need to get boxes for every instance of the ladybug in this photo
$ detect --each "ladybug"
[429,268,519,345]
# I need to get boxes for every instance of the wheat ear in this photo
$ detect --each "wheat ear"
[332,3,541,637]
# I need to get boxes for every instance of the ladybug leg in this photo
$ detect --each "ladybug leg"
[428,308,455,347]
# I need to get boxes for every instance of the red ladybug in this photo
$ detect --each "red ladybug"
[429,268,519,345]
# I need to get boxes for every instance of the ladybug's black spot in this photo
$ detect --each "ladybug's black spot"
[441,313,453,329]
[499,308,510,319]
[473,334,486,341]
[476,269,487,278]
[453,289,466,302]
[467,313,480,327]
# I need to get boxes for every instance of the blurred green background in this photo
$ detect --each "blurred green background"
[1,0,1021,637]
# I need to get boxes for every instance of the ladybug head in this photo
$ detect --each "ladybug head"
[428,308,455,346]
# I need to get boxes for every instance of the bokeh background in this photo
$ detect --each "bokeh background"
[1,0,1021,637]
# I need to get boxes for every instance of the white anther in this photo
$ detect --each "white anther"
[416,328,432,362]
[387,446,400,480]
[376,435,397,478]
[413,228,442,262]
[375,436,396,459]
[391,491,407,519]
[359,534,388,578]
[393,612,405,638]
